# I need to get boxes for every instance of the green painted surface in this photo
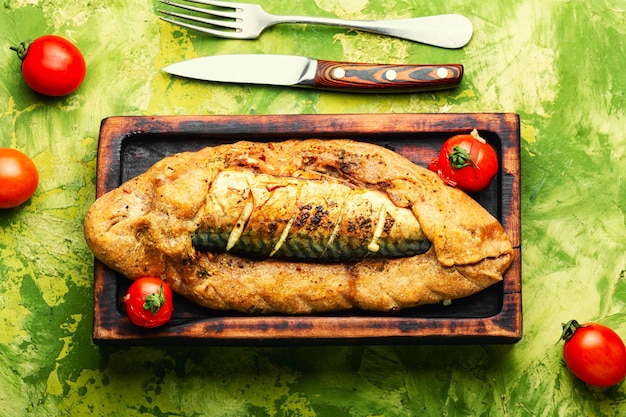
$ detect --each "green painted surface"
[0,0,625,415]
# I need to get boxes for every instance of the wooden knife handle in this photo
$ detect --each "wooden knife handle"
[313,61,463,93]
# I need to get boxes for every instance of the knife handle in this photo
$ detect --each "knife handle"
[314,61,463,93]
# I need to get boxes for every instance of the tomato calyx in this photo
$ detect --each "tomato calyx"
[143,284,167,314]
[10,41,30,61]
[449,146,476,170]
[561,319,582,342]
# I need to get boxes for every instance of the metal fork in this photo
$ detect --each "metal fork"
[157,0,473,49]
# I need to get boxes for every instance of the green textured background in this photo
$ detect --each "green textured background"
[1,0,625,415]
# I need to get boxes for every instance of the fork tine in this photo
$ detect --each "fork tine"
[159,0,239,20]
[159,9,241,31]
[174,0,242,9]
[159,16,245,38]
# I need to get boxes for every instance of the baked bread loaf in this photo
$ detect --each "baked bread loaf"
[84,139,514,314]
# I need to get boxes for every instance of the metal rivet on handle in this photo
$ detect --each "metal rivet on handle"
[385,70,397,81]
[436,67,449,78]
[333,68,346,79]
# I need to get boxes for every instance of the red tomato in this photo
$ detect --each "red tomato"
[0,148,39,209]
[561,320,626,387]
[12,35,86,96]
[123,277,173,328]
[428,129,499,192]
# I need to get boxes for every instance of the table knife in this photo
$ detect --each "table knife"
[162,54,463,93]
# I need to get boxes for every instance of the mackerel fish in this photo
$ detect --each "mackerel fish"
[192,168,431,262]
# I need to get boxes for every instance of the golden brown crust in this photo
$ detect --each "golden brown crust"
[84,139,514,314]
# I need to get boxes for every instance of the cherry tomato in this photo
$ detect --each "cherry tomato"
[123,277,173,328]
[428,129,499,193]
[12,35,86,96]
[0,148,39,209]
[561,320,626,387]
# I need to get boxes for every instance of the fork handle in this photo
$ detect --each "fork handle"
[268,14,473,49]
[312,61,463,93]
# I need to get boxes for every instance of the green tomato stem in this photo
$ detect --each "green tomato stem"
[9,41,30,61]
[561,319,581,342]
[143,284,166,314]
[449,146,476,170]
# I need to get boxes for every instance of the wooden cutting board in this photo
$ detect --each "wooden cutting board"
[91,113,521,345]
